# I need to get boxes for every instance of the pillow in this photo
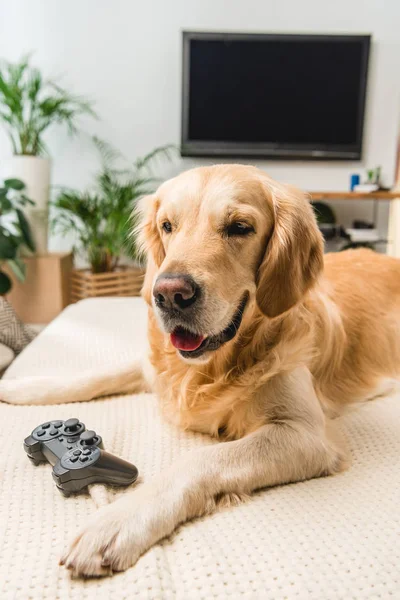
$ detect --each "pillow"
[0,298,37,355]
[0,342,14,374]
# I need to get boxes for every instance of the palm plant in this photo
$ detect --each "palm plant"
[52,138,174,273]
[0,178,35,294]
[0,55,95,155]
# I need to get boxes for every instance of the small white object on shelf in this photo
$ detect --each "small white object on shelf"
[353,183,379,193]
[345,228,380,243]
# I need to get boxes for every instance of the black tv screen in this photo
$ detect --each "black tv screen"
[181,32,371,160]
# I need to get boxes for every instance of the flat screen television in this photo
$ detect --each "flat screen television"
[181,32,371,160]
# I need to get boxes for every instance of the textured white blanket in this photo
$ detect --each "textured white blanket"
[1,298,399,599]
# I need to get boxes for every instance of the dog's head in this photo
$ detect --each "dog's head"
[136,165,323,363]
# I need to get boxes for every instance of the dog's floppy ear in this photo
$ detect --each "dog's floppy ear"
[134,194,165,304]
[256,181,324,318]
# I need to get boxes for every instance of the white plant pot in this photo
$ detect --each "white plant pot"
[1,156,51,254]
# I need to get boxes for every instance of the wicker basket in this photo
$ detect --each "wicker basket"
[71,266,145,302]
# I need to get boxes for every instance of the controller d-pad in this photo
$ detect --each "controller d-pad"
[82,448,91,455]
[32,423,63,441]
[80,456,89,463]
[70,456,79,463]
[53,421,62,428]
[73,449,81,456]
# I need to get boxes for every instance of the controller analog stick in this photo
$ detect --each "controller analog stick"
[64,418,80,432]
[80,430,97,445]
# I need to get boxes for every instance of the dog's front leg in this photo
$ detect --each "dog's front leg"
[62,367,347,577]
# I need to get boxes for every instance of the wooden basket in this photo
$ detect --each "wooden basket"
[71,266,145,302]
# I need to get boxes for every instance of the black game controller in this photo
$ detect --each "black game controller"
[24,418,139,496]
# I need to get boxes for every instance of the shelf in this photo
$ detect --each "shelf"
[309,191,399,201]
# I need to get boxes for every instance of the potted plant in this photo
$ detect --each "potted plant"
[52,138,173,301]
[0,177,35,294]
[0,55,95,253]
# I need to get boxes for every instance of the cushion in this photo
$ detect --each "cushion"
[0,342,14,373]
[1,297,399,599]
[0,297,37,354]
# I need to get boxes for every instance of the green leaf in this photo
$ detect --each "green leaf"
[0,230,17,259]
[16,209,36,251]
[0,197,13,212]
[16,194,35,207]
[27,68,42,101]
[51,139,173,271]
[7,258,26,282]
[134,144,176,171]
[93,136,122,167]
[22,194,35,206]
[0,55,95,156]
[0,270,12,294]
[4,178,25,190]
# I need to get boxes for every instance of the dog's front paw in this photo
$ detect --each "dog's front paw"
[61,507,142,577]
[61,484,177,578]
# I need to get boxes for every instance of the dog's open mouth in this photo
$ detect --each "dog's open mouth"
[170,294,249,359]
[171,330,205,352]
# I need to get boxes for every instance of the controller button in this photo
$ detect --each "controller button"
[67,446,73,450]
[37,430,45,437]
[49,429,58,436]
[53,421,62,428]
[42,423,50,429]
[80,456,89,463]
[67,438,76,443]
[70,456,79,463]
[73,449,82,456]
[64,418,80,432]
[82,448,91,455]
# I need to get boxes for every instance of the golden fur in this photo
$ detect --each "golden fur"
[139,165,400,439]
[2,164,400,578]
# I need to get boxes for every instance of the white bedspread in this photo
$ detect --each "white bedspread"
[1,298,399,599]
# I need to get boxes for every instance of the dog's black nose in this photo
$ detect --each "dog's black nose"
[153,274,199,310]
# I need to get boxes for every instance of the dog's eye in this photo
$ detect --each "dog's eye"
[226,222,254,237]
[162,221,172,233]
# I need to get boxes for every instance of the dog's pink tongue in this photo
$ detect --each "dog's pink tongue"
[170,328,204,351]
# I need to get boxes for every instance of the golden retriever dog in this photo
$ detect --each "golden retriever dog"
[2,164,400,578]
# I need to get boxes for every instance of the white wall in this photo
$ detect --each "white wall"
[1,0,400,249]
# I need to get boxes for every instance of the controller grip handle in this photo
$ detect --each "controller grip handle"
[23,435,45,464]
[94,451,139,485]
